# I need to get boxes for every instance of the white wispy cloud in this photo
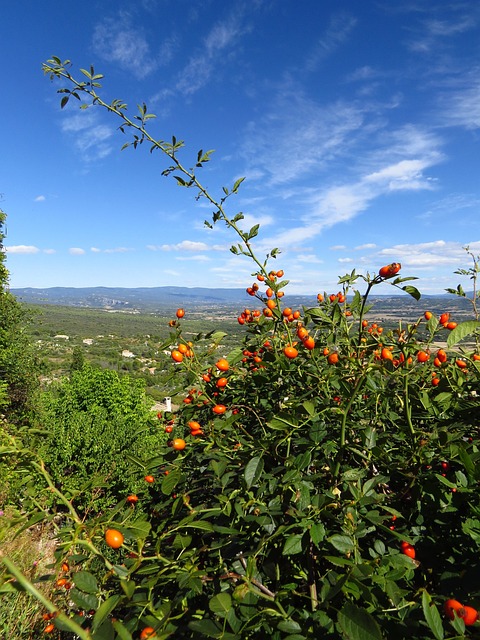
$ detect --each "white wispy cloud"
[305,12,357,72]
[92,12,158,78]
[258,125,444,250]
[237,213,274,230]
[175,12,248,95]
[439,74,480,130]
[355,243,377,250]
[296,254,323,264]
[34,195,45,202]
[243,89,368,186]
[61,110,114,162]
[408,8,479,53]
[157,240,210,252]
[175,254,211,262]
[420,193,480,220]
[90,247,133,254]
[69,248,85,255]
[5,245,40,254]
[378,240,480,268]
[346,66,380,83]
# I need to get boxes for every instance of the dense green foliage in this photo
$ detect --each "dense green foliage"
[34,363,165,513]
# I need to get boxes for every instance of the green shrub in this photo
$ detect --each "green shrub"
[34,363,165,513]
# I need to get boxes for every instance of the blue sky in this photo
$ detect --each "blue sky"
[2,1,479,295]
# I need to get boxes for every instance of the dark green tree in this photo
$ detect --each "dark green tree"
[69,345,85,373]
[0,208,39,420]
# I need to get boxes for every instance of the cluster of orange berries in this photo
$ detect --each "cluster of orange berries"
[242,347,266,370]
[42,610,58,634]
[425,310,457,331]
[41,562,74,631]
[444,599,479,626]
[328,291,346,304]
[187,420,203,437]
[171,340,194,363]
[53,560,72,592]
[242,271,287,317]
[182,388,204,405]
[361,319,384,336]
[296,324,316,351]
[237,308,262,324]
[416,344,470,382]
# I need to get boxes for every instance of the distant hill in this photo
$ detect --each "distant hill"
[10,285,319,311]
[10,285,471,316]
[11,286,251,309]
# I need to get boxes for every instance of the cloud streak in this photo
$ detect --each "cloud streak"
[60,110,114,162]
[259,125,444,250]
[92,12,159,79]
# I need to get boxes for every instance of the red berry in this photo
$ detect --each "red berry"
[401,543,415,559]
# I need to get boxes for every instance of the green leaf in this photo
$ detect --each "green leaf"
[69,587,99,611]
[337,603,383,640]
[112,619,133,640]
[120,580,136,599]
[247,224,260,240]
[93,595,121,632]
[282,534,304,555]
[447,320,480,348]
[328,534,355,554]
[188,619,223,638]
[277,619,302,633]
[435,473,457,488]
[303,400,316,416]
[74,570,98,594]
[232,177,245,192]
[184,520,214,532]
[401,285,421,300]
[210,331,228,344]
[244,456,264,489]
[209,592,232,617]
[310,523,326,545]
[91,618,115,640]
[161,468,183,495]
[422,590,444,640]
[462,518,480,543]
[125,519,151,539]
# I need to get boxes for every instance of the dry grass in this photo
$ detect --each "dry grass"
[0,509,57,639]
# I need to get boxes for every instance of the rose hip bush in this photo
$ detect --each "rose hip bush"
[1,58,480,639]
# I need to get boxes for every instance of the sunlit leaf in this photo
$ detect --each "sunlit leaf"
[422,590,444,640]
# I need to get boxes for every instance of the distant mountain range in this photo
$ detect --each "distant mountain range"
[11,285,468,314]
[10,285,319,310]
